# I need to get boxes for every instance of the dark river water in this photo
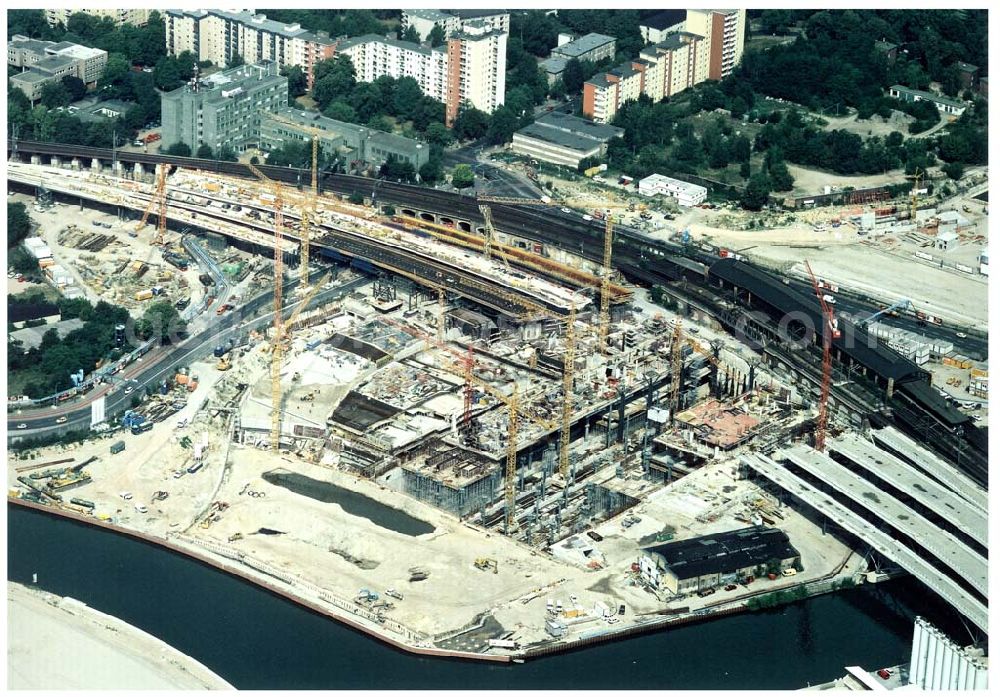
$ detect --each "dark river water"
[7,504,966,690]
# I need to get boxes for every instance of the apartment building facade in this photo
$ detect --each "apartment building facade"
[336,34,449,103]
[684,8,745,80]
[582,9,744,124]
[445,22,507,125]
[339,23,506,127]
[8,35,107,101]
[164,10,337,89]
[161,62,289,155]
[46,9,152,27]
[583,32,704,124]
[401,9,509,42]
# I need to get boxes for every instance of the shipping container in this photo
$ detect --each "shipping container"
[134,289,154,301]
[110,441,126,454]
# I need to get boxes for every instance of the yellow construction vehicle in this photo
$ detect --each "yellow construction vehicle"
[216,355,232,371]
[475,558,498,574]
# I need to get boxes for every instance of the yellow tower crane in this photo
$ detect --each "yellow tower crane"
[259,112,326,284]
[248,162,286,450]
[476,194,635,354]
[905,168,923,223]
[136,164,171,245]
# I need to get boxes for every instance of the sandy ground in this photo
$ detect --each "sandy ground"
[7,583,232,690]
[786,165,910,196]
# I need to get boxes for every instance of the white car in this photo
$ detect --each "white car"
[134,504,148,514]
[956,332,967,338]
[124,385,135,395]
[17,423,27,430]
[561,207,572,214]
[55,416,67,424]
[120,492,133,501]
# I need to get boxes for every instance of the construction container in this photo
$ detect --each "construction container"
[134,289,154,301]
[175,374,190,385]
[187,380,198,392]
[971,368,988,379]
[203,182,221,193]
[38,257,55,269]
[110,441,126,454]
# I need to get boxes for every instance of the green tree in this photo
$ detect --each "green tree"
[393,77,424,121]
[400,24,420,44]
[367,115,393,133]
[196,143,214,159]
[98,53,132,97]
[312,55,356,110]
[419,159,442,184]
[138,300,187,342]
[9,247,40,276]
[486,106,519,145]
[379,156,416,182]
[165,142,192,157]
[561,58,586,94]
[281,64,308,102]
[39,82,72,109]
[452,105,490,141]
[451,164,475,189]
[324,101,357,123]
[60,75,87,102]
[741,171,772,210]
[942,161,964,180]
[424,122,454,147]
[8,202,32,248]
[226,53,245,69]
[428,24,447,48]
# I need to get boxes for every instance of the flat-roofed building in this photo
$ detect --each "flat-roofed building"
[260,106,429,170]
[512,111,623,168]
[401,9,509,42]
[161,62,289,154]
[640,526,801,595]
[888,85,966,116]
[640,10,687,45]
[551,32,617,65]
[7,35,107,101]
[638,173,708,207]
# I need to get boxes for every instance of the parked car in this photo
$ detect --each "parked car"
[17,423,27,430]
[55,416,67,424]
[877,669,893,680]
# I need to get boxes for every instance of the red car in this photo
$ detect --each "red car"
[877,669,893,680]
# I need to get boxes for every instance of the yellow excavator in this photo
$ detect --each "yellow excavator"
[475,558,498,574]
[216,355,232,371]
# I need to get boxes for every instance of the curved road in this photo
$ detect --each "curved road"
[8,276,366,440]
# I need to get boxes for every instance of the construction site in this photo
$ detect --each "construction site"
[7,139,988,657]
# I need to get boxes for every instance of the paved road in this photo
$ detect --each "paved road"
[8,276,366,440]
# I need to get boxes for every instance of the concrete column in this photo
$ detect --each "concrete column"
[90,158,102,173]
[133,162,144,179]
[51,156,61,168]
[31,155,41,165]
[114,161,125,178]
[71,158,81,171]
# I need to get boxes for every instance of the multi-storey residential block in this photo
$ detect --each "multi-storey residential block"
[7,35,107,102]
[339,23,506,127]
[260,106,430,171]
[45,9,153,28]
[164,10,337,89]
[550,33,617,65]
[336,34,449,104]
[161,62,289,155]
[582,9,744,124]
[445,21,507,125]
[401,9,509,42]
[639,10,686,45]
[684,8,745,80]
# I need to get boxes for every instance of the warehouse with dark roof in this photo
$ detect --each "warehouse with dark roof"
[640,526,801,595]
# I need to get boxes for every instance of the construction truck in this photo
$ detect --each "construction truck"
[475,558,498,574]
[216,356,231,371]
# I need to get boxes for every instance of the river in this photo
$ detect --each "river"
[6,504,964,690]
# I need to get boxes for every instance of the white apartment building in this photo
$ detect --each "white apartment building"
[445,22,507,124]
[165,10,337,88]
[336,34,449,103]
[339,22,506,127]
[46,9,153,27]
[638,173,707,207]
[401,9,509,42]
